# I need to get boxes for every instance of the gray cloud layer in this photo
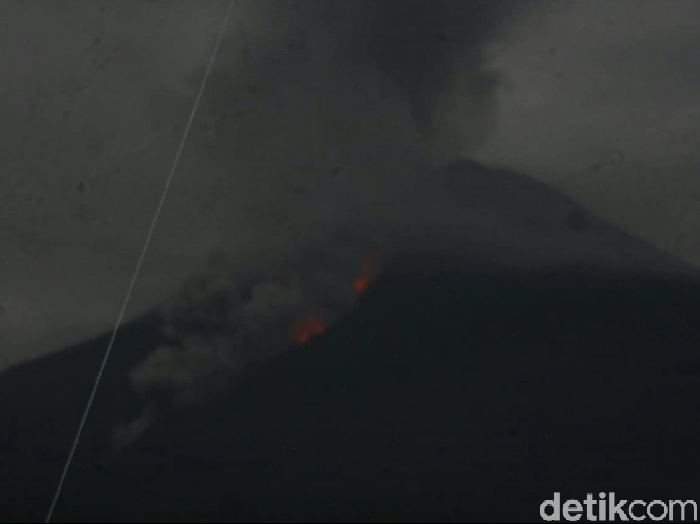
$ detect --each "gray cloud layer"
[473,1,700,265]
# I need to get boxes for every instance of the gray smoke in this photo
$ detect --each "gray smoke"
[155,0,530,169]
[115,235,380,448]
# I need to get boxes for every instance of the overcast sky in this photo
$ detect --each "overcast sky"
[1,0,700,372]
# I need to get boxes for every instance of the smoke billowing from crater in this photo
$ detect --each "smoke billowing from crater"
[116,238,381,448]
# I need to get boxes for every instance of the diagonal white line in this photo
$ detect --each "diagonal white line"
[44,2,235,521]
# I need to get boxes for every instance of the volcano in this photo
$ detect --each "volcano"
[2,160,700,522]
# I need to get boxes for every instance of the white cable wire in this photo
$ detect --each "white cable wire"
[45,2,235,521]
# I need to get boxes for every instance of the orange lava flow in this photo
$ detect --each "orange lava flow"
[353,254,376,295]
[353,276,369,295]
[290,314,325,345]
[289,253,379,346]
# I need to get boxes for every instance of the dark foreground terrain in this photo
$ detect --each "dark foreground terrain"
[2,259,700,522]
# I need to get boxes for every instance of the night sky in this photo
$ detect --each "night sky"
[2,1,700,522]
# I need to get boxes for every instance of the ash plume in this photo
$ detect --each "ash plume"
[115,236,381,448]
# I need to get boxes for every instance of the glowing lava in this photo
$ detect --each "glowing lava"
[289,254,379,346]
[289,314,325,345]
[353,254,377,295]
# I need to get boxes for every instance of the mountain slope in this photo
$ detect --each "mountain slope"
[2,264,700,522]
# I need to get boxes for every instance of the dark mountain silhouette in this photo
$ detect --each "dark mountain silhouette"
[2,160,700,522]
[2,263,700,522]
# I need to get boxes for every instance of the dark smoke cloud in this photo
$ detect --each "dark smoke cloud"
[162,0,530,166]
[329,1,524,135]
